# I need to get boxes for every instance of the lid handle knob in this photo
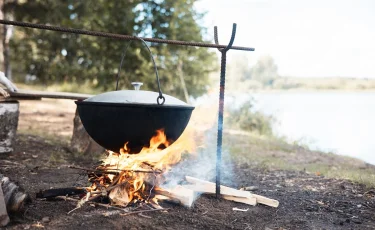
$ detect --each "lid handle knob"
[131,82,143,91]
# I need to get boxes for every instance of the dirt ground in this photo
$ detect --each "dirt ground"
[1,100,375,230]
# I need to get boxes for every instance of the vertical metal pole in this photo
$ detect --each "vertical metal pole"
[216,50,227,197]
[214,24,237,197]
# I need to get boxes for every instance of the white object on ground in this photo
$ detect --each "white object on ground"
[0,72,18,97]
[232,207,249,212]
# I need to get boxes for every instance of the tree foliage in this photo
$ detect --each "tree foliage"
[226,99,274,136]
[6,0,217,99]
[248,56,279,86]
[228,55,279,90]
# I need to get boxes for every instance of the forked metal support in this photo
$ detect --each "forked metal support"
[214,23,237,197]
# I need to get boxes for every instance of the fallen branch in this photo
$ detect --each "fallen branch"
[55,196,127,213]
[55,196,168,216]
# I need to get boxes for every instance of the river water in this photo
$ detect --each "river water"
[196,91,375,165]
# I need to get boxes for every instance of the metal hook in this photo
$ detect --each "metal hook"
[115,37,165,105]
[214,23,237,52]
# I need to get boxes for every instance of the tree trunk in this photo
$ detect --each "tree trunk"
[3,25,11,80]
[70,108,105,155]
[0,101,19,153]
[2,0,13,80]
[0,0,5,70]
[178,59,190,104]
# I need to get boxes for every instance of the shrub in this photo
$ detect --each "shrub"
[226,99,274,136]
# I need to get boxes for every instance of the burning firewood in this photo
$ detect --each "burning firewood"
[35,129,198,212]
[79,129,194,208]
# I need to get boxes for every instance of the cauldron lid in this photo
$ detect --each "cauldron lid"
[85,90,191,107]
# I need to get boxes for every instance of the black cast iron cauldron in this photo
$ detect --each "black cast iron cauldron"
[75,38,194,153]
[75,85,194,153]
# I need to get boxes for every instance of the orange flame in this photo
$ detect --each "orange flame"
[89,128,194,206]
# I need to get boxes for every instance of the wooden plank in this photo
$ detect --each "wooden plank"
[0,96,41,102]
[185,176,251,197]
[250,194,279,208]
[221,195,257,206]
[185,176,279,208]
[182,183,256,205]
[154,186,195,207]
[1,88,93,101]
[0,185,10,227]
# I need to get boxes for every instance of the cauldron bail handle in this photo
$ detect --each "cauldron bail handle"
[115,38,165,105]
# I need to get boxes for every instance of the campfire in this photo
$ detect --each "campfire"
[36,127,279,215]
[86,128,195,208]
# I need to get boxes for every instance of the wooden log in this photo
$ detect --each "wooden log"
[185,176,279,208]
[0,184,10,227]
[70,108,105,155]
[0,174,30,213]
[0,101,19,153]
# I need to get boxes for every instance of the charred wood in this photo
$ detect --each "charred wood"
[36,187,87,199]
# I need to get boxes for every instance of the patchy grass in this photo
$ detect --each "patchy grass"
[224,131,375,187]
[17,129,70,145]
[14,82,103,95]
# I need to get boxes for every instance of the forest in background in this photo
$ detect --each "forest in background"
[0,0,217,101]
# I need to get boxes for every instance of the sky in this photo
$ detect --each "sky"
[194,0,375,78]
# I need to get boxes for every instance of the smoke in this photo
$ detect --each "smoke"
[160,123,235,199]
[159,93,237,205]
